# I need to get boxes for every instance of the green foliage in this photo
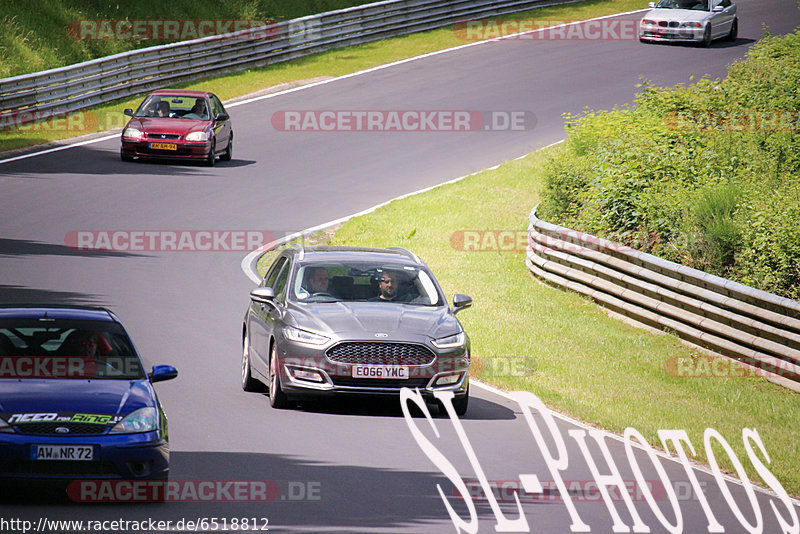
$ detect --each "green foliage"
[540,28,800,299]
[0,0,372,78]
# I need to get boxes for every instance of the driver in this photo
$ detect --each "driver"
[298,266,331,299]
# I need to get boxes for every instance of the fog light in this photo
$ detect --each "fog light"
[290,367,325,383]
[434,373,462,386]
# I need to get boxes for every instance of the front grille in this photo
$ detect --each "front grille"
[14,423,108,436]
[326,342,435,366]
[4,460,118,476]
[331,377,430,389]
[658,21,680,27]
[146,133,181,139]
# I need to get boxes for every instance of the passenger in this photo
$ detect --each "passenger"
[370,269,406,301]
[188,100,209,120]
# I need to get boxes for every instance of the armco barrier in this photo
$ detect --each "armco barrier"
[0,0,577,124]
[526,206,800,390]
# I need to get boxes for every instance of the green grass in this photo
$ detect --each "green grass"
[259,144,800,498]
[0,0,374,78]
[0,0,647,153]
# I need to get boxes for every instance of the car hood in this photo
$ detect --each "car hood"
[290,301,462,341]
[646,8,711,22]
[0,378,156,417]
[128,117,208,137]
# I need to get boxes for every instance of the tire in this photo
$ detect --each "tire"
[269,343,289,409]
[241,333,262,392]
[453,386,469,416]
[436,386,469,416]
[701,25,712,47]
[205,140,216,167]
[727,19,737,41]
[220,133,233,161]
[120,150,133,162]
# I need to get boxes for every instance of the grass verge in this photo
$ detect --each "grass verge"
[258,143,800,498]
[0,0,646,153]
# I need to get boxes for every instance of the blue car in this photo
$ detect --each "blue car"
[0,305,177,486]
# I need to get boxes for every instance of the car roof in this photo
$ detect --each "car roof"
[0,304,117,322]
[149,89,213,98]
[293,246,425,266]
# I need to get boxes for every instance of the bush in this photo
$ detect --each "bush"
[539,28,800,300]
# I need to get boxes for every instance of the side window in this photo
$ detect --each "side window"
[210,95,226,118]
[263,257,287,288]
[272,260,292,302]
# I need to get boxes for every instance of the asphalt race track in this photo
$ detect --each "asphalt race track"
[1,1,799,532]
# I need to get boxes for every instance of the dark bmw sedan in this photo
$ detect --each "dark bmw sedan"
[0,305,177,484]
[242,246,473,414]
[120,89,233,166]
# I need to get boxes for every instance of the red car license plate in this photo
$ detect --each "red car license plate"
[149,142,177,150]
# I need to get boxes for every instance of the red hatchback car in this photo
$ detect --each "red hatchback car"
[121,90,233,166]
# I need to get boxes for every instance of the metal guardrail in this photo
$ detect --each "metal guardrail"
[0,0,577,124]
[526,206,800,390]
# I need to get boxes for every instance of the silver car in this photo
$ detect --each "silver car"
[639,0,737,46]
[241,246,473,414]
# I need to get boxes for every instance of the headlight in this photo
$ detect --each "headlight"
[641,19,656,25]
[0,417,13,433]
[680,22,702,27]
[109,407,158,434]
[185,131,209,142]
[283,326,330,346]
[432,331,466,349]
[122,127,143,140]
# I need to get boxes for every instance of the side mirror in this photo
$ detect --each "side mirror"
[712,4,723,11]
[452,293,472,314]
[215,113,229,122]
[250,287,276,304]
[124,108,134,117]
[648,2,655,7]
[149,364,178,383]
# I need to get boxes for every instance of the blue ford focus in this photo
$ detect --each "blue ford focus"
[0,305,177,484]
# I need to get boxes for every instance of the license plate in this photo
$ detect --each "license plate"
[149,142,177,150]
[352,365,408,379]
[32,445,94,461]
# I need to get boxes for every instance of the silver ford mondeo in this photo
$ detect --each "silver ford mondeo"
[639,0,737,46]
[242,246,472,414]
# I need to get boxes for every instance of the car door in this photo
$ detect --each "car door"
[710,0,734,38]
[209,94,230,151]
[248,256,290,376]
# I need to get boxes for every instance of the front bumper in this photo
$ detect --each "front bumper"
[0,430,169,481]
[121,139,211,161]
[276,341,470,401]
[639,25,703,42]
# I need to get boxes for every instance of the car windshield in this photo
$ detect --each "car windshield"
[656,0,710,9]
[292,262,442,306]
[0,319,145,380]
[134,95,210,120]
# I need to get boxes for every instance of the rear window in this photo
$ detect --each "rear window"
[0,319,144,380]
